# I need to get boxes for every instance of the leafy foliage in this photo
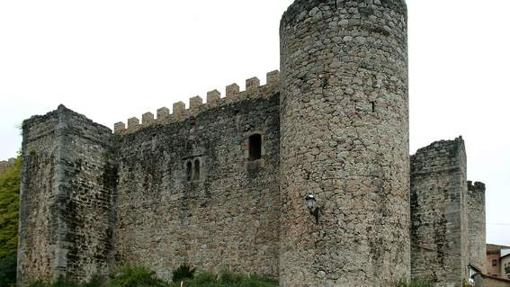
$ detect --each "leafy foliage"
[27,267,278,287]
[0,157,21,258]
[396,278,433,287]
[0,157,21,286]
[0,254,18,286]
[172,264,195,283]
[108,266,168,287]
[28,278,82,287]
[171,270,278,287]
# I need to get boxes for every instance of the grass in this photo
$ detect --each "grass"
[27,267,279,287]
[27,266,441,287]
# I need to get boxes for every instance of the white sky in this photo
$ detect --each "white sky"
[0,0,508,245]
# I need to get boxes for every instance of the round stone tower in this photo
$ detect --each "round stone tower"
[279,0,409,286]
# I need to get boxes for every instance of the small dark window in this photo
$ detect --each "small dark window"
[371,101,375,112]
[193,159,200,180]
[186,161,192,181]
[248,134,262,161]
[493,259,498,267]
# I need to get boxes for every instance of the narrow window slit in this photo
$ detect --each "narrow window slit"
[193,159,200,180]
[371,101,376,113]
[248,134,262,161]
[186,161,192,181]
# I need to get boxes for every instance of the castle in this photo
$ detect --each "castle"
[17,0,487,286]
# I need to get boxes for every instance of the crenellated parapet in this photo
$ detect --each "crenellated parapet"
[468,181,486,194]
[114,70,280,134]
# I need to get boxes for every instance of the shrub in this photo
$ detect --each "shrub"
[181,272,219,287]
[209,271,277,287]
[0,254,17,287]
[237,274,278,287]
[396,279,433,287]
[28,281,50,287]
[172,264,195,283]
[188,272,217,284]
[83,275,107,287]
[52,278,81,287]
[218,271,244,284]
[28,278,80,287]
[25,267,278,287]
[108,266,168,287]
[168,270,277,287]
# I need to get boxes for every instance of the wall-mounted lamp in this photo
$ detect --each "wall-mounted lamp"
[305,194,320,224]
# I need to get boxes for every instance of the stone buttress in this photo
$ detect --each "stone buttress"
[18,105,116,284]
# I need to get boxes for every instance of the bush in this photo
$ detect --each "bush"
[236,274,278,287]
[187,272,217,286]
[396,279,433,287]
[26,267,278,287]
[28,281,50,287]
[108,266,168,287]
[83,275,107,287]
[0,253,17,286]
[52,278,82,287]
[218,271,244,284]
[172,264,195,283]
[28,278,80,287]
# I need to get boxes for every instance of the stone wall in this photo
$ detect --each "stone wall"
[18,105,115,284]
[16,0,489,285]
[55,107,116,281]
[467,181,486,272]
[279,0,410,285]
[410,137,468,286]
[112,89,281,280]
[18,110,61,285]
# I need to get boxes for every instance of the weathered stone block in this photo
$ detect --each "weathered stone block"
[206,90,221,107]
[246,77,260,92]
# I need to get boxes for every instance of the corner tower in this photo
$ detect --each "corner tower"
[279,0,409,285]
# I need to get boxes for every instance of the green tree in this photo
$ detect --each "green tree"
[0,157,21,286]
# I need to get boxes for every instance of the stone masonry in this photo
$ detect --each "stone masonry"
[467,181,486,273]
[18,106,115,284]
[18,1,486,286]
[410,138,487,286]
[279,0,409,286]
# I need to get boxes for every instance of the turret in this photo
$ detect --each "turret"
[279,0,409,285]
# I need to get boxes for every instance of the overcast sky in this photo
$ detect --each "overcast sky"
[0,0,508,245]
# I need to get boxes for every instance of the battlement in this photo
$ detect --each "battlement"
[468,181,486,193]
[411,136,466,175]
[114,70,280,134]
